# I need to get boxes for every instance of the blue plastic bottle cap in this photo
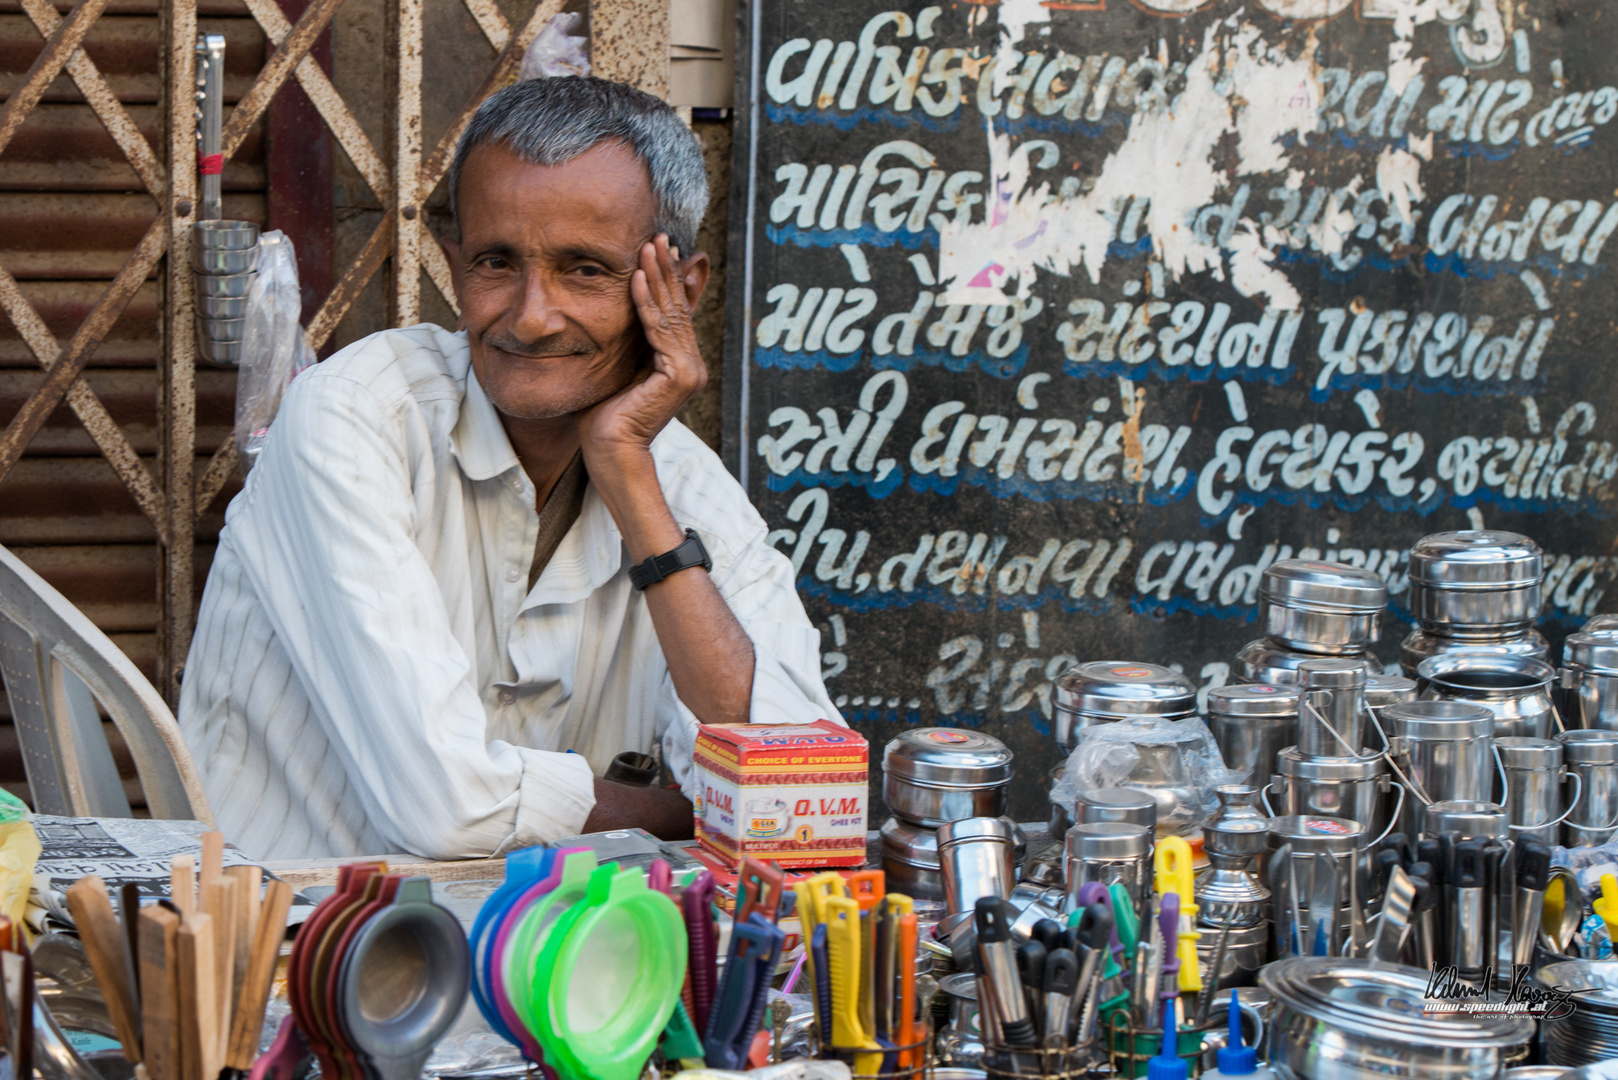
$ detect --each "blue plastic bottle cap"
[1216,990,1256,1076]
[1147,999,1188,1080]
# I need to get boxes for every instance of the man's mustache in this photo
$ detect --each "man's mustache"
[481,329,594,359]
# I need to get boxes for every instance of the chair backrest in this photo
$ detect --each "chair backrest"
[0,543,213,824]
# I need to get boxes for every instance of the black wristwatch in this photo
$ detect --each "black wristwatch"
[629,528,712,590]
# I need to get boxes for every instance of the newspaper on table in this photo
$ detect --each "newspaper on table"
[32,815,258,900]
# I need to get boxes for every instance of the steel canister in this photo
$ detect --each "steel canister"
[1562,631,1618,731]
[883,728,1014,827]
[1062,821,1152,918]
[937,817,1018,921]
[1560,729,1618,847]
[1585,615,1618,633]
[1418,654,1557,739]
[1398,626,1550,678]
[1272,750,1391,837]
[1496,738,1576,845]
[1406,530,1544,635]
[1258,560,1388,654]
[1049,661,1196,748]
[1233,637,1382,686]
[881,815,1026,900]
[1208,683,1300,786]
[1047,771,1161,838]
[1297,658,1374,756]
[1384,701,1496,839]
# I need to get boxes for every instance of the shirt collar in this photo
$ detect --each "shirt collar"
[450,362,522,482]
[523,487,626,607]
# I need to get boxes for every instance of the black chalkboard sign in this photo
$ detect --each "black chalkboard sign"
[721,0,1618,822]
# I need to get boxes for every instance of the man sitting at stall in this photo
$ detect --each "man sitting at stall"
[178,76,840,861]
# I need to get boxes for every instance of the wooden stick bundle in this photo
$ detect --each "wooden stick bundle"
[66,832,293,1080]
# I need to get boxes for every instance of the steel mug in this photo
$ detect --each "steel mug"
[1495,737,1581,845]
[1062,821,1152,920]
[1560,730,1618,847]
[1384,701,1496,840]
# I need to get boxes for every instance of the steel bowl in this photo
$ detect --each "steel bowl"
[192,218,260,251]
[1264,957,1533,1079]
[883,728,1012,827]
[196,337,243,366]
[1418,653,1557,739]
[196,294,251,319]
[1399,626,1549,678]
[1407,530,1543,634]
[1259,560,1387,653]
[195,269,257,298]
[1050,661,1196,747]
[193,246,260,275]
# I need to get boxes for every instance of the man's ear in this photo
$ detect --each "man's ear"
[440,234,466,328]
[678,250,711,311]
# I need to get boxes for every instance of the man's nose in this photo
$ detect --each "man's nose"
[509,271,568,342]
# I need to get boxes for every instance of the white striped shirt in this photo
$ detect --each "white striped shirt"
[179,324,841,862]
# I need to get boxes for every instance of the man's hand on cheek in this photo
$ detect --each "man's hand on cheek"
[578,233,706,472]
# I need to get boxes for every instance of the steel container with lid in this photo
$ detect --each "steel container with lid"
[1050,661,1196,748]
[1259,560,1388,653]
[1423,799,1510,840]
[1398,626,1550,678]
[1496,737,1576,845]
[1062,821,1153,919]
[1047,771,1162,838]
[1418,653,1557,739]
[883,728,1014,827]
[1407,530,1544,634]
[1233,637,1383,686]
[879,815,1026,901]
[1297,658,1373,756]
[1385,701,1496,839]
[1264,957,1534,1079]
[1563,631,1618,731]
[1560,729,1618,847]
[1272,750,1391,836]
[1266,816,1369,959]
[1208,683,1299,786]
[937,817,1019,928]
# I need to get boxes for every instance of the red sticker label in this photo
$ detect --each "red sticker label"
[1306,819,1352,834]
[1111,667,1153,677]
[927,731,970,743]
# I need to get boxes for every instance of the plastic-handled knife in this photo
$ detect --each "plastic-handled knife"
[895,909,918,1071]
[705,914,781,1070]
[1154,836,1202,992]
[1074,902,1115,1043]
[1041,948,1078,1049]
[873,899,898,1077]
[1158,892,1181,993]
[1109,882,1141,960]
[1513,842,1552,969]
[826,896,882,1075]
[1015,939,1048,1035]
[976,897,1035,1048]
[683,871,719,1035]
[810,923,833,1048]
[737,859,786,925]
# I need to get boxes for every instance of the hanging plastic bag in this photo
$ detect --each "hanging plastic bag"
[517,11,590,81]
[1049,715,1242,837]
[235,231,315,472]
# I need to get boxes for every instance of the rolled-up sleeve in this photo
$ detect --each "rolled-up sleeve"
[660,529,845,802]
[228,370,595,858]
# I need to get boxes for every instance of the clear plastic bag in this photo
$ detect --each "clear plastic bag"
[235,230,315,472]
[1049,715,1242,837]
[517,11,590,81]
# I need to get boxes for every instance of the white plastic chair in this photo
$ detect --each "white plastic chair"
[0,542,213,824]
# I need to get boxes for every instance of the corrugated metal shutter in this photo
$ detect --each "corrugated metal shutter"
[0,0,261,807]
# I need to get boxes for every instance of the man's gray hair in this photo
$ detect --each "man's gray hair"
[448,76,708,253]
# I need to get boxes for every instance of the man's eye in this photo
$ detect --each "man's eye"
[480,256,509,270]
[574,265,604,277]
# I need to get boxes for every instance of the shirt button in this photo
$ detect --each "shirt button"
[498,689,516,706]
[506,569,520,582]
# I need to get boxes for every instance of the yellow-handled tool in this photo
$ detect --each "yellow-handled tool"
[1154,836,1203,992]
[826,896,882,1076]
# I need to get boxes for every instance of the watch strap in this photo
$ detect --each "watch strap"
[629,528,712,590]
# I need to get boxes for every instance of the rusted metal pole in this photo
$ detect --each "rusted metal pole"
[588,0,671,99]
[391,0,423,327]
[158,0,198,706]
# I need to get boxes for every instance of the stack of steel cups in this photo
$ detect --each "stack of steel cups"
[191,31,257,366]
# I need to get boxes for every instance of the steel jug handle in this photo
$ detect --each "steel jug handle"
[1512,769,1584,832]
[1366,705,1434,809]
[1370,782,1405,849]
[1262,777,1280,818]
[1494,743,1510,812]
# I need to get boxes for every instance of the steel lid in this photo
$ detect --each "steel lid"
[1264,957,1534,1047]
[1259,560,1388,614]
[1365,673,1418,708]
[1424,800,1509,839]
[1277,749,1386,782]
[1561,729,1618,765]
[1566,631,1618,674]
[1052,662,1198,720]
[1408,530,1544,590]
[1384,700,1496,740]
[1063,821,1153,860]
[1298,657,1371,690]
[1077,788,1158,829]
[1496,737,1562,769]
[1585,614,1618,633]
[883,728,1014,788]
[1267,814,1365,854]
[936,816,1018,848]
[1207,683,1300,717]
[1417,653,1556,692]
[1234,638,1383,686]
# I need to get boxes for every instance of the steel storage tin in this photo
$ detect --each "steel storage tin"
[1385,701,1497,839]
[1418,653,1557,739]
[1563,631,1618,731]
[1047,783,1160,840]
[1560,729,1618,847]
[1258,560,1388,653]
[1297,658,1373,756]
[1496,737,1572,845]
[1586,615,1618,633]
[1234,637,1383,686]
[1264,957,1534,1079]
[1398,626,1550,677]
[1272,751,1390,836]
[1208,684,1300,786]
[937,817,1018,919]
[881,815,1025,900]
[1407,530,1544,634]
[1049,661,1196,748]
[883,728,1014,827]
[1423,799,1510,840]
[1062,821,1153,917]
